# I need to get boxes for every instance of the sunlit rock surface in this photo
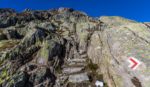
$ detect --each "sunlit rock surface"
[0,8,150,87]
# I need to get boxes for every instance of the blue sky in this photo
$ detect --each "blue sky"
[0,0,149,22]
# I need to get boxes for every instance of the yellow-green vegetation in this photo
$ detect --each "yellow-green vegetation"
[0,40,20,51]
[0,29,3,33]
[39,41,50,59]
[86,59,99,79]
[1,69,7,78]
[0,68,10,84]
[55,66,62,74]
[87,59,99,72]
[40,47,49,59]
[96,74,103,81]
[86,59,109,87]
[0,40,18,70]
[67,82,91,87]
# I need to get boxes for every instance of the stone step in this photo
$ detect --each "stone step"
[68,72,89,83]
[62,66,85,74]
[67,62,87,66]
[80,54,88,58]
[62,64,85,68]
[67,58,87,63]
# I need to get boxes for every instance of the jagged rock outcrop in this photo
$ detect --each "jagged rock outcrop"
[0,8,150,87]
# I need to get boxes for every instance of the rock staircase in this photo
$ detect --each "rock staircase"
[55,52,90,87]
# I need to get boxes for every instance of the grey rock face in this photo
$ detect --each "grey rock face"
[0,8,150,87]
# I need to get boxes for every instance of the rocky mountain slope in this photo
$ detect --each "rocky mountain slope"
[0,8,150,87]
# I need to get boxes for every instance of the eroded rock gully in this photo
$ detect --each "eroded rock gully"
[0,8,150,87]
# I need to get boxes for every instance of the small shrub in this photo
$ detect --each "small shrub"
[96,74,103,81]
[55,66,62,74]
[87,59,98,72]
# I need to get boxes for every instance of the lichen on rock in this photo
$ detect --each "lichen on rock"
[0,8,149,87]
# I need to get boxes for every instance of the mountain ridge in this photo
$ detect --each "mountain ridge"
[0,8,150,87]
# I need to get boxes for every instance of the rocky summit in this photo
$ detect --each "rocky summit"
[0,8,150,87]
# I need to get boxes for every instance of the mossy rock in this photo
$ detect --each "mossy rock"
[0,40,20,52]
[0,68,10,85]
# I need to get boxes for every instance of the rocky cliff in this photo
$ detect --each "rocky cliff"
[0,8,150,87]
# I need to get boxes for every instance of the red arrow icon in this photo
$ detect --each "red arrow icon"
[128,57,141,70]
